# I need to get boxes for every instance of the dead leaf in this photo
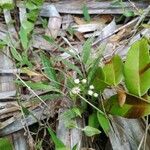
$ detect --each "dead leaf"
[117,89,126,107]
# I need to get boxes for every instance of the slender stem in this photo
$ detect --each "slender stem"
[78,95,104,115]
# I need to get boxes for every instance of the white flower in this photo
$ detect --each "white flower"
[74,79,80,84]
[93,93,98,98]
[89,85,94,90]
[88,90,93,96]
[71,87,80,94]
[81,79,87,84]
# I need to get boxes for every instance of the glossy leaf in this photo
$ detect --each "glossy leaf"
[97,112,110,135]
[124,38,150,96]
[92,67,107,92]
[103,55,123,86]
[83,126,101,137]
[40,53,60,89]
[104,94,150,118]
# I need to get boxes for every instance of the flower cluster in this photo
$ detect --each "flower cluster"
[71,78,98,98]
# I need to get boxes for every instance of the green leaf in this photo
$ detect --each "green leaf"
[62,60,83,76]
[21,52,33,68]
[72,107,82,117]
[92,67,107,92]
[21,20,34,33]
[22,106,30,116]
[97,112,110,135]
[104,94,150,118]
[82,4,91,22]
[82,38,92,64]
[0,0,14,10]
[43,35,55,43]
[0,137,13,150]
[72,144,78,150]
[83,126,101,137]
[25,81,60,92]
[26,1,38,10]
[47,127,67,150]
[88,112,99,128]
[19,27,29,50]
[40,53,60,89]
[10,47,22,62]
[0,40,6,49]
[103,55,123,86]
[124,38,150,96]
[123,10,134,17]
[65,120,77,129]
[27,10,39,22]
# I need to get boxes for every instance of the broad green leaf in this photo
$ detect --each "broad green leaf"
[103,55,123,86]
[124,38,150,96]
[47,127,67,150]
[82,4,91,22]
[82,38,92,64]
[97,112,110,135]
[0,137,13,150]
[10,47,22,62]
[40,53,60,89]
[82,126,101,137]
[92,67,107,92]
[62,60,83,76]
[104,94,150,118]
[88,112,99,128]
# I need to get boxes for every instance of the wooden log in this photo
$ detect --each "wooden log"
[1,10,29,150]
[40,1,150,16]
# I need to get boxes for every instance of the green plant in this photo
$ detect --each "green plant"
[1,0,150,148]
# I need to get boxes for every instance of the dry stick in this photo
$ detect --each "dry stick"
[92,17,139,46]
[143,116,149,150]
[78,95,104,115]
[137,123,150,150]
[134,5,150,30]
[16,74,48,107]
